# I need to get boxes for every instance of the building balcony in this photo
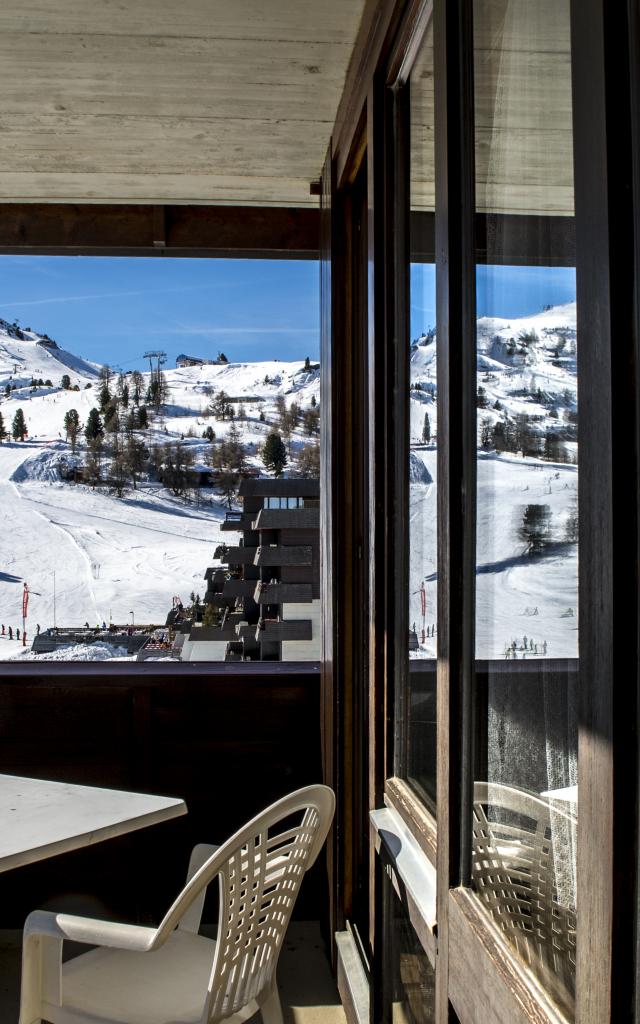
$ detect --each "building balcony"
[220,511,255,532]
[255,545,312,567]
[256,619,313,642]
[225,546,258,565]
[221,579,256,598]
[255,581,314,604]
[251,507,321,530]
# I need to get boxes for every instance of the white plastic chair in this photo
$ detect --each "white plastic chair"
[472,782,576,995]
[19,784,335,1024]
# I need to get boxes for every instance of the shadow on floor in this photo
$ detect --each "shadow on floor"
[0,921,345,1024]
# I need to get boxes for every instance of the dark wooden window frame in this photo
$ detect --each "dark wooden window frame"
[0,204,320,682]
[356,0,640,1022]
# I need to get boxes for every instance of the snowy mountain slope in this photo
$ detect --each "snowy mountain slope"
[409,302,579,660]
[0,326,321,658]
[0,318,100,389]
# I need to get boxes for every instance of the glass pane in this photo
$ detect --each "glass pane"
[382,867,436,1024]
[0,256,321,663]
[406,20,437,810]
[472,0,577,1016]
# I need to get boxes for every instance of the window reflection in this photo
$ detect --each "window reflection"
[405,19,437,811]
[472,0,577,1015]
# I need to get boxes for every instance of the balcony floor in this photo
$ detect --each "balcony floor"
[0,920,345,1024]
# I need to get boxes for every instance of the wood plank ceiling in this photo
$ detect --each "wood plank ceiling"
[0,0,366,206]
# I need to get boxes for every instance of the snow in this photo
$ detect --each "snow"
[0,301,579,663]
[10,641,132,661]
[0,320,321,659]
[409,302,579,661]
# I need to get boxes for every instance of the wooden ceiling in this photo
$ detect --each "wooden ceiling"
[0,0,366,206]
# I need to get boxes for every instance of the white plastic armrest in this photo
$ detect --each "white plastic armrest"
[179,843,220,933]
[20,913,156,1024]
[24,910,157,952]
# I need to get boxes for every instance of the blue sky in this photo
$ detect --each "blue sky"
[0,256,575,367]
[410,264,576,341]
[0,256,320,370]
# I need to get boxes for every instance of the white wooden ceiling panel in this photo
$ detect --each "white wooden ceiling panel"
[0,0,366,205]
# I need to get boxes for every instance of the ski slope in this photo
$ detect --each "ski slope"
[409,302,579,660]
[0,440,227,654]
[0,319,321,659]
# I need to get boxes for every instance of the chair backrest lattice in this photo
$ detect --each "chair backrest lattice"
[208,806,320,1020]
[471,782,576,996]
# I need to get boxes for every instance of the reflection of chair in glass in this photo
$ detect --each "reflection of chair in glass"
[19,785,335,1024]
[472,782,576,997]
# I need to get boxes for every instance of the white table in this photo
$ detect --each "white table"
[0,774,187,872]
[540,785,578,805]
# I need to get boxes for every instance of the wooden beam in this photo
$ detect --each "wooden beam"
[332,0,408,188]
[0,203,319,258]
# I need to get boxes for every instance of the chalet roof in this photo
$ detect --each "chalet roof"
[238,478,319,498]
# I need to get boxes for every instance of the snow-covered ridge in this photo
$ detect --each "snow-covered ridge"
[408,301,578,661]
[0,324,321,658]
[0,318,101,391]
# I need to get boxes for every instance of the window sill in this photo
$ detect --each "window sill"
[370,805,437,965]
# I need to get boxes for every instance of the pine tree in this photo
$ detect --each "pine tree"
[224,422,247,475]
[84,439,103,486]
[304,355,311,372]
[262,432,288,477]
[131,370,144,406]
[275,395,287,430]
[147,370,168,410]
[544,431,565,463]
[0,411,7,443]
[565,497,579,543]
[311,394,317,408]
[61,374,71,390]
[103,404,119,433]
[286,402,300,430]
[480,418,492,449]
[109,435,129,497]
[99,381,112,412]
[63,409,81,452]
[125,436,146,489]
[519,504,551,555]
[210,390,232,420]
[161,443,196,496]
[85,408,104,443]
[11,408,27,441]
[137,406,149,430]
[422,412,431,444]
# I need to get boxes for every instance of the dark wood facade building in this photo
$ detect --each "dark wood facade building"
[181,478,321,662]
